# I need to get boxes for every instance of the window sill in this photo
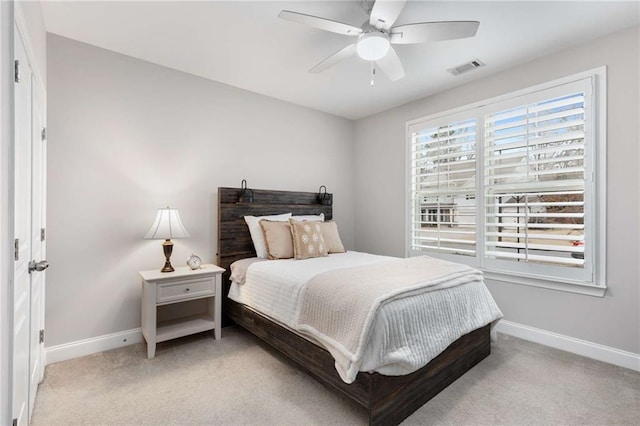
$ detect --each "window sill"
[483,270,607,297]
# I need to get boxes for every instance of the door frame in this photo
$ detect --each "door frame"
[1,1,16,424]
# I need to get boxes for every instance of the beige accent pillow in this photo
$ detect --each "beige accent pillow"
[260,220,294,260]
[289,219,328,260]
[244,213,292,258]
[319,221,346,254]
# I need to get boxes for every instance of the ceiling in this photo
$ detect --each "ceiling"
[41,1,639,120]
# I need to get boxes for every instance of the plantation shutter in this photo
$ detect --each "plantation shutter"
[407,73,603,289]
[409,118,477,256]
[484,90,587,269]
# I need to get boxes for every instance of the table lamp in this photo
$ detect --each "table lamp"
[145,207,190,272]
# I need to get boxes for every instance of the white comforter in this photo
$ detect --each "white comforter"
[228,251,502,383]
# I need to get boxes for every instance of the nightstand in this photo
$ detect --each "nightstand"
[139,264,225,359]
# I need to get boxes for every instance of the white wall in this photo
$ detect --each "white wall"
[354,27,640,355]
[46,34,355,348]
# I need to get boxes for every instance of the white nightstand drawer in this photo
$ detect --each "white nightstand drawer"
[157,277,214,303]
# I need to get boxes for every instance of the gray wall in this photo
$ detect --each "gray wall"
[46,35,355,347]
[354,27,640,354]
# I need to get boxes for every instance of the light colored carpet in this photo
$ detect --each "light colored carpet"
[31,326,639,425]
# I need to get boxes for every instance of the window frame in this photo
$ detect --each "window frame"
[405,67,607,297]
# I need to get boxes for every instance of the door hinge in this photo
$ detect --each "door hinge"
[14,60,20,83]
[41,127,47,141]
[41,228,46,241]
[39,329,45,344]
[14,239,19,261]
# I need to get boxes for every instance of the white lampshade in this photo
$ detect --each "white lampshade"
[356,32,390,61]
[144,207,190,240]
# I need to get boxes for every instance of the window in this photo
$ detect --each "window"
[407,69,606,294]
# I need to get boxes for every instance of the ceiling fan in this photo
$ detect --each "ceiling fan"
[279,0,479,82]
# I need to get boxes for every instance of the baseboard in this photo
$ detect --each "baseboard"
[495,320,640,372]
[45,328,142,365]
[44,321,640,372]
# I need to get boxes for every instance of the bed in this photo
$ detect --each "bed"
[217,186,499,425]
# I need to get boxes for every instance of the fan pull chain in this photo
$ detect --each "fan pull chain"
[370,61,376,87]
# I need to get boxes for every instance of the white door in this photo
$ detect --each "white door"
[29,74,47,417]
[13,30,33,426]
[13,27,47,426]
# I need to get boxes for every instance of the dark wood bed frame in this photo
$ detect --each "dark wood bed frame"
[217,187,491,426]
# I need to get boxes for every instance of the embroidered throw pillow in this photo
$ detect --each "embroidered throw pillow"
[289,219,328,260]
[319,221,346,254]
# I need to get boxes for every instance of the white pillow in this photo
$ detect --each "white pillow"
[291,213,324,222]
[244,213,292,258]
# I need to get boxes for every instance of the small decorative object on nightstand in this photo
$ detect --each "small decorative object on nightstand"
[144,206,190,272]
[139,264,225,359]
[186,253,202,270]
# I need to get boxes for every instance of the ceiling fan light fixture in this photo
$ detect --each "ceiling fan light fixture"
[356,31,390,61]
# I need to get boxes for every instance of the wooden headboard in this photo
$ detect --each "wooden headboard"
[216,186,332,323]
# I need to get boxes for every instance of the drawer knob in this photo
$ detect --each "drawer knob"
[185,288,190,292]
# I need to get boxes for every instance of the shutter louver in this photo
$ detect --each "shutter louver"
[484,92,586,268]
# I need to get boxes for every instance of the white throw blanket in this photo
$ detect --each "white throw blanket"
[294,256,485,383]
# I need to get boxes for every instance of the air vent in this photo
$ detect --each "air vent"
[448,59,485,76]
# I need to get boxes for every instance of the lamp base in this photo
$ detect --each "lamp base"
[161,262,175,273]
[161,239,175,273]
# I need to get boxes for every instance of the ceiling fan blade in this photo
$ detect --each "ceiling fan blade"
[375,46,405,81]
[279,10,363,36]
[309,44,357,73]
[369,0,407,31]
[390,21,480,44]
